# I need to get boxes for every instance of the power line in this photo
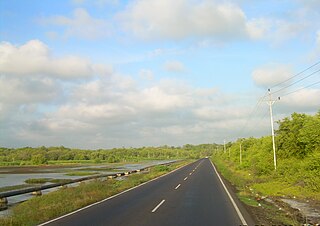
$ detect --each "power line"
[270,60,320,89]
[280,80,320,97]
[236,91,268,138]
[271,68,320,95]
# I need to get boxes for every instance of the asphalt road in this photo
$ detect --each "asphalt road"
[42,159,255,226]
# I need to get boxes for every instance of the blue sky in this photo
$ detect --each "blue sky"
[1,0,319,149]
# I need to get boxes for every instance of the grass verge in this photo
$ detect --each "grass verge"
[0,160,190,226]
[211,156,305,225]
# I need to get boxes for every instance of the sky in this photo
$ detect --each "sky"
[0,0,320,149]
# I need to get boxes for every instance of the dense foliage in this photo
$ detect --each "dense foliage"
[214,111,320,195]
[0,144,216,165]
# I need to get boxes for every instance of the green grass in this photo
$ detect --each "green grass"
[237,192,260,207]
[25,178,51,184]
[24,178,73,184]
[0,160,190,226]
[212,155,320,200]
[211,155,315,225]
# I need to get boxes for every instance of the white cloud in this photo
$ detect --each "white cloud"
[193,107,248,121]
[278,88,320,112]
[43,8,111,39]
[252,64,293,88]
[164,61,186,73]
[246,18,271,40]
[118,0,259,41]
[139,69,154,80]
[0,40,110,79]
[0,76,59,105]
[2,68,319,148]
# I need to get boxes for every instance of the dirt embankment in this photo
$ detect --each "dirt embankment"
[243,195,320,226]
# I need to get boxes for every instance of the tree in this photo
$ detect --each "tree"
[31,154,47,165]
[276,113,308,158]
[298,112,320,154]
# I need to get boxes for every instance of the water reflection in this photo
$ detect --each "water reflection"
[0,160,175,216]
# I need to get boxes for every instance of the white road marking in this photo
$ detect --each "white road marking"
[184,177,188,181]
[151,199,165,213]
[209,160,248,226]
[38,161,195,226]
[189,172,192,175]
[175,184,181,190]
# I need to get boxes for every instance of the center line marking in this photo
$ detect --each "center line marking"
[184,177,188,180]
[175,184,181,190]
[189,172,192,175]
[152,199,165,213]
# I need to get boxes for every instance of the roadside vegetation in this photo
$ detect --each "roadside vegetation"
[0,161,190,226]
[212,111,320,225]
[24,178,73,184]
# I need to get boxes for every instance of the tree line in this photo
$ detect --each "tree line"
[0,144,217,165]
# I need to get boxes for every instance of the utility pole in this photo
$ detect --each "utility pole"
[267,89,279,171]
[224,140,226,153]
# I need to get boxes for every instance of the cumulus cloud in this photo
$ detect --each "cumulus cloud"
[278,88,320,112]
[164,61,186,73]
[118,0,262,41]
[2,67,319,148]
[252,64,293,88]
[0,76,59,105]
[246,15,310,44]
[246,18,271,40]
[0,40,110,78]
[43,8,111,39]
[193,107,248,121]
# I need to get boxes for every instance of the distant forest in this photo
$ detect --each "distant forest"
[0,144,217,165]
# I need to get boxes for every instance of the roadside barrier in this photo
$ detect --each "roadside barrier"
[0,160,179,205]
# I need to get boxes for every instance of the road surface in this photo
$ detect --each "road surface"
[42,158,255,226]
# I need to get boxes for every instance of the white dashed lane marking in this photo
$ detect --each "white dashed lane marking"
[151,200,165,213]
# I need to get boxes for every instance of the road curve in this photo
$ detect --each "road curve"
[41,158,255,226]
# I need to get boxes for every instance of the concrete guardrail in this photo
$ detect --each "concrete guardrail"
[0,160,179,204]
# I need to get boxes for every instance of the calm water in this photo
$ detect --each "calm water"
[0,160,175,216]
